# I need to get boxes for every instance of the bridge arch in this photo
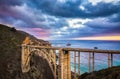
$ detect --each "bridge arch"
[21,45,56,79]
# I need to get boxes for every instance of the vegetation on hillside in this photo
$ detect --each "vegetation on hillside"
[79,66,120,79]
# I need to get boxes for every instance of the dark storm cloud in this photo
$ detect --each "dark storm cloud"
[49,18,68,28]
[0,3,49,29]
[27,0,84,17]
[84,18,120,37]
[0,0,24,6]
[108,13,120,22]
[28,0,120,18]
[84,2,120,17]
[102,25,120,35]
[86,21,120,29]
[59,31,98,39]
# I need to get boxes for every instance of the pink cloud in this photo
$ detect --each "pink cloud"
[22,27,50,39]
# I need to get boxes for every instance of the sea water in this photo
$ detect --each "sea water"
[48,40,120,74]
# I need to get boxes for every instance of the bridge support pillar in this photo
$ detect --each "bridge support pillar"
[88,52,95,73]
[92,53,95,72]
[74,51,76,79]
[78,52,80,75]
[21,45,31,72]
[88,53,91,73]
[58,49,71,79]
[108,53,113,67]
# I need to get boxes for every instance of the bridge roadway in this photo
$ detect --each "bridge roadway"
[23,45,120,54]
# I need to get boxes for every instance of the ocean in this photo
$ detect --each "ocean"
[48,40,120,74]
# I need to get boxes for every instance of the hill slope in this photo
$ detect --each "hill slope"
[79,66,120,79]
[0,24,54,79]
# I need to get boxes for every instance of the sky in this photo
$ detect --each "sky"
[0,0,120,40]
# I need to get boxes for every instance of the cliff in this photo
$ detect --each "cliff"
[0,24,54,79]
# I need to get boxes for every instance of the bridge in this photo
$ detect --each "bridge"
[21,44,120,79]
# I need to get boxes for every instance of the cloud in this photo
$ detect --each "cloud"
[0,3,51,29]
[108,13,120,22]
[0,0,120,40]
[88,0,120,6]
[27,0,120,18]
[0,0,24,6]
[79,5,86,11]
[20,27,50,39]
[60,26,68,31]
[86,18,120,28]
[67,18,91,29]
[85,17,120,36]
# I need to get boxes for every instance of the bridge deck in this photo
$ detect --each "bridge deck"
[22,45,120,54]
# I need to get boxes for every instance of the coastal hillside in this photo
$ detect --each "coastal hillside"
[0,24,54,79]
[79,66,120,79]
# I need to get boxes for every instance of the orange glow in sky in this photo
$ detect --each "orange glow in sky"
[74,36,120,41]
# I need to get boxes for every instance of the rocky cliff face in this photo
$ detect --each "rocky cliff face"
[0,24,54,79]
